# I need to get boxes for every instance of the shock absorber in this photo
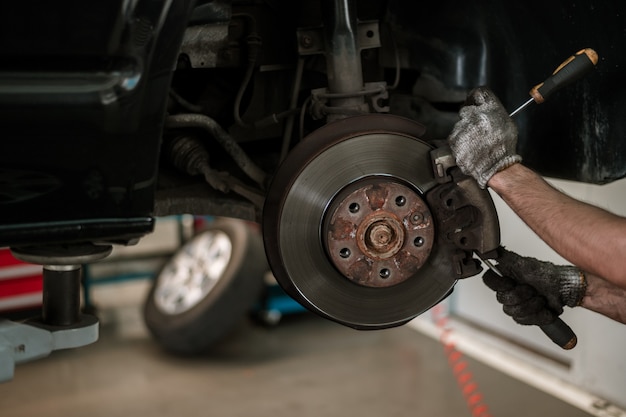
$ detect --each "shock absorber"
[302,0,388,123]
[321,0,365,118]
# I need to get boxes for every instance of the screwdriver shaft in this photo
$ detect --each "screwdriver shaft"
[475,252,504,277]
[509,97,534,117]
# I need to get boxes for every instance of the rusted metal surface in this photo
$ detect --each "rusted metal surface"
[426,168,500,256]
[325,180,434,288]
[262,113,460,330]
[425,167,500,278]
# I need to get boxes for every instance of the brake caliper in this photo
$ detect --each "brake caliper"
[427,145,501,278]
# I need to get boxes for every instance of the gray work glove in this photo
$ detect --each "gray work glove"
[448,87,522,188]
[482,247,586,326]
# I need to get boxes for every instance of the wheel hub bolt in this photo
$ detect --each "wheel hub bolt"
[410,212,424,225]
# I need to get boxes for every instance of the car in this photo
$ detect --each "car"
[1,0,624,359]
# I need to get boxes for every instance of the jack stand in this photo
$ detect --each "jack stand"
[0,243,111,382]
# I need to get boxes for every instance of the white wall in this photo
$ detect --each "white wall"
[451,176,626,408]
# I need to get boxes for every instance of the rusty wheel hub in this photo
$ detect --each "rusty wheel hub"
[325,180,434,287]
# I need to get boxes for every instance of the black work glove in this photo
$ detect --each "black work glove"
[448,87,521,188]
[483,247,586,326]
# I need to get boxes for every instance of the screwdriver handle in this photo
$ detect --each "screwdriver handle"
[530,48,598,104]
[477,253,578,350]
[540,319,577,350]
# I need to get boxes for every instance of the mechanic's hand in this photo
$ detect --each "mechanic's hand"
[482,247,586,326]
[448,87,521,188]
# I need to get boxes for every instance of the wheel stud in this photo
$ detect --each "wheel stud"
[379,268,391,279]
[340,248,351,258]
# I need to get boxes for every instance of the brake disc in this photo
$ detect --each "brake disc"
[263,114,498,330]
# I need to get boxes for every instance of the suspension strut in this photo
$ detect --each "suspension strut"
[321,0,365,119]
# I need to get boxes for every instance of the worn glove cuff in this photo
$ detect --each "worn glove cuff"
[477,154,522,189]
[559,266,587,307]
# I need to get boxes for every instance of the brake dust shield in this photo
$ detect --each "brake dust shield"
[263,114,498,330]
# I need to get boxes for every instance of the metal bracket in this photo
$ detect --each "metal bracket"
[180,23,231,68]
[364,81,390,113]
[309,81,390,120]
[296,20,381,56]
[430,145,457,183]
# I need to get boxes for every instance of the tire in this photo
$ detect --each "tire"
[143,217,266,355]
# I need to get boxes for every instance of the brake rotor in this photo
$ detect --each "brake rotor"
[263,114,465,330]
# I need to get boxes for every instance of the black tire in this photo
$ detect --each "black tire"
[143,217,266,355]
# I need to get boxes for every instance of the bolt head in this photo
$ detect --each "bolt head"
[410,212,424,225]
[300,35,314,48]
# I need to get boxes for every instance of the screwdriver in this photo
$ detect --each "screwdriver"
[509,48,599,117]
[488,48,599,348]
[476,252,578,350]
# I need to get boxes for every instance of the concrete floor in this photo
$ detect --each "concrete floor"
[0,282,592,417]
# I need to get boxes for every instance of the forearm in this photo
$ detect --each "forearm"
[581,272,626,324]
[488,163,626,289]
